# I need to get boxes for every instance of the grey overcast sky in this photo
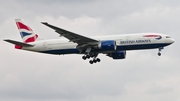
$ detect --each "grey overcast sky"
[0,0,179,101]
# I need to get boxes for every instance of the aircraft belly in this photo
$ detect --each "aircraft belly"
[40,48,79,55]
[116,43,170,50]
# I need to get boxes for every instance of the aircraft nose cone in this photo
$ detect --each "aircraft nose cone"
[171,38,175,43]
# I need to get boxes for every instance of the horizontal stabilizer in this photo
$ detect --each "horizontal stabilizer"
[4,39,34,47]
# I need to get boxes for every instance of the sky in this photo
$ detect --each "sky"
[0,0,179,101]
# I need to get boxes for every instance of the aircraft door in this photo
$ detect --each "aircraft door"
[126,36,130,41]
[126,36,130,45]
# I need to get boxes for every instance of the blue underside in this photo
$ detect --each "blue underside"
[40,43,170,55]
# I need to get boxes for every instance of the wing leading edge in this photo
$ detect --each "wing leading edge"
[41,22,99,45]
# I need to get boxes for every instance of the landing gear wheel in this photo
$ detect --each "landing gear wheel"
[89,60,93,64]
[93,59,97,63]
[158,52,161,56]
[96,58,101,62]
[82,56,86,60]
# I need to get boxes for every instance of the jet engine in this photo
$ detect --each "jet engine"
[96,40,116,51]
[107,51,126,59]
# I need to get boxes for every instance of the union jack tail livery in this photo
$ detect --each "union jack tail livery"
[15,19,39,43]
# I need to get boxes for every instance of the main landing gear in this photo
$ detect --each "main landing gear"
[158,47,164,56]
[89,58,101,64]
[82,54,101,64]
[81,47,101,64]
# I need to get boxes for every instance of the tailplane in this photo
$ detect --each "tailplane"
[15,19,41,43]
[4,39,34,49]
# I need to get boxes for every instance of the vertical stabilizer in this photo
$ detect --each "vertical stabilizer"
[15,19,40,43]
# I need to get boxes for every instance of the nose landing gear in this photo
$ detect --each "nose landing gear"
[158,47,164,56]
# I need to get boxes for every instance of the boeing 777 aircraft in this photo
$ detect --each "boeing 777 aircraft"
[4,19,175,64]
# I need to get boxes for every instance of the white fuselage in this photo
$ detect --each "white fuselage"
[21,33,174,55]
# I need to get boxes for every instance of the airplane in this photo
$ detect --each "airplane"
[4,19,175,64]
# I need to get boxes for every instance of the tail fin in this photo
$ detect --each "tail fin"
[15,19,40,43]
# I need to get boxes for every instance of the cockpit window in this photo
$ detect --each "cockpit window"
[166,36,171,38]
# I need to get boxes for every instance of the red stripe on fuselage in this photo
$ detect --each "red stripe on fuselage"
[144,35,160,37]
[16,22,32,31]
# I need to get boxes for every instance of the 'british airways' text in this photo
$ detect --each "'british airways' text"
[120,39,151,44]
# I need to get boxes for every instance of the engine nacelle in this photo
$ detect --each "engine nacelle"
[97,40,116,51]
[108,51,126,59]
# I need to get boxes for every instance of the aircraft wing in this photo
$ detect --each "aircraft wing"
[41,22,99,45]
